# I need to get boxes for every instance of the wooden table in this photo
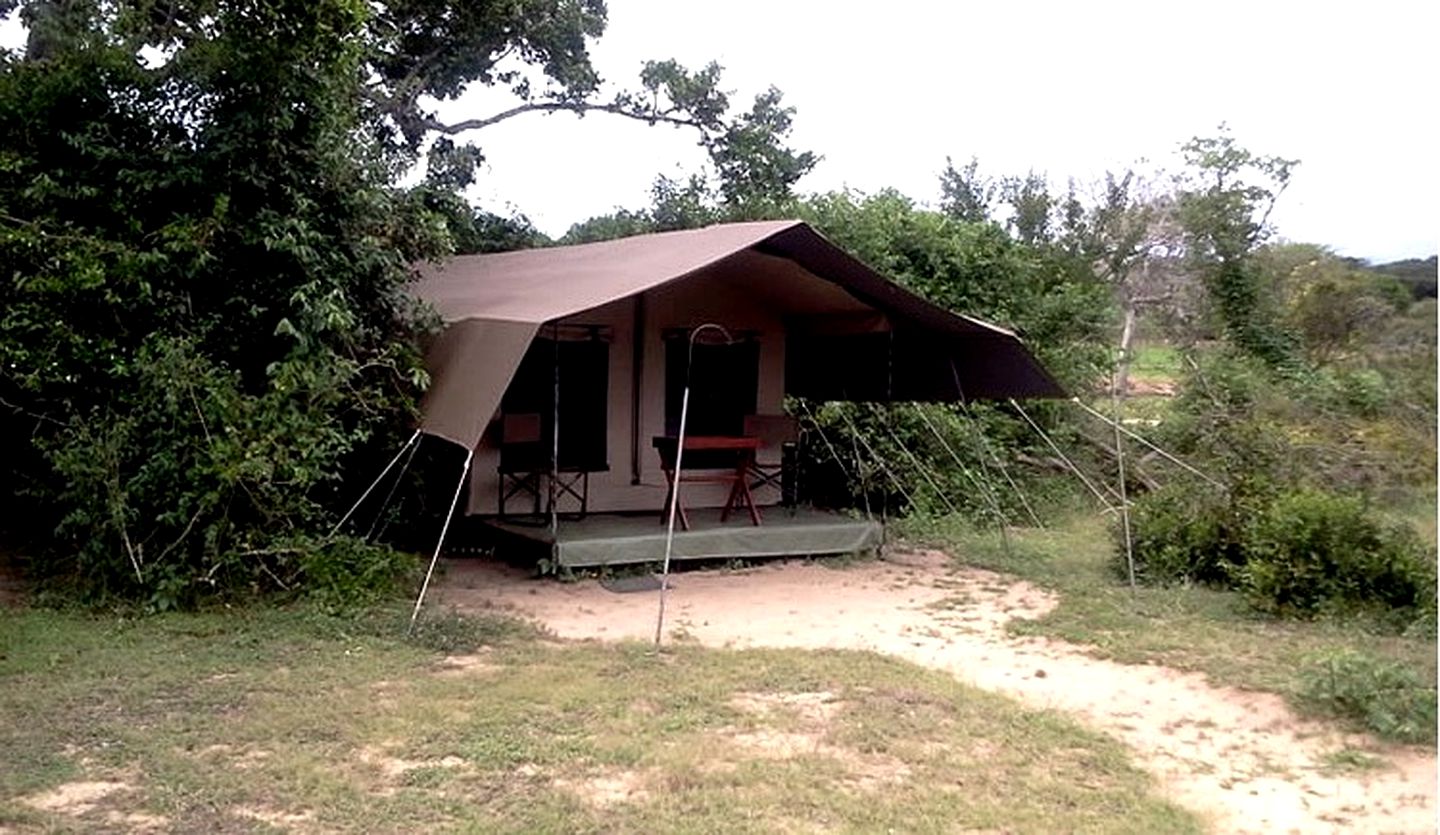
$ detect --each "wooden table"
[652,435,763,531]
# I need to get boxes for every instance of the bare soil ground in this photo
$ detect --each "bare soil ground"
[435,553,1437,835]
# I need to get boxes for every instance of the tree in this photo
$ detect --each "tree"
[1,0,452,605]
[938,157,995,224]
[0,0,817,605]
[799,189,1113,391]
[1176,129,1300,368]
[1257,243,1410,365]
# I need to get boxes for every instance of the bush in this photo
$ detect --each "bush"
[1121,484,1245,586]
[298,536,416,611]
[1123,484,1436,628]
[1239,490,1436,621]
[1297,649,1437,744]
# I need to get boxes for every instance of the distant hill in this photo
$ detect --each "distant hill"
[1370,256,1438,299]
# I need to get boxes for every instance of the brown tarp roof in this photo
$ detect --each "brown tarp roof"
[410,220,1062,449]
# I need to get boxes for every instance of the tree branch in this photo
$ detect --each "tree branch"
[423,100,708,136]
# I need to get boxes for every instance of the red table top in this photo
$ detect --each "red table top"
[652,435,761,451]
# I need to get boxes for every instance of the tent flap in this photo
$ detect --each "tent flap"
[418,318,539,449]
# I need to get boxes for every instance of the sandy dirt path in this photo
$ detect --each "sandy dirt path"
[434,554,1436,834]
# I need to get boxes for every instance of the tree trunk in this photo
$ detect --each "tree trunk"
[1113,302,1138,397]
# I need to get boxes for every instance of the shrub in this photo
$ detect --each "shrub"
[298,536,416,611]
[1239,490,1436,621]
[1121,484,1245,586]
[1297,649,1437,744]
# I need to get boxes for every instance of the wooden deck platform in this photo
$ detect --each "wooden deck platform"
[479,508,883,569]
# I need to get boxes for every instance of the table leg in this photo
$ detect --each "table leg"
[660,467,691,531]
[720,453,762,526]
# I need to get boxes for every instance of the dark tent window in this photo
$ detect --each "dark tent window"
[499,332,609,472]
[664,332,759,438]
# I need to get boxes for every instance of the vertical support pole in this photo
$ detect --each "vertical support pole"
[654,384,691,649]
[550,323,560,537]
[409,449,473,634]
[630,294,646,485]
[655,323,732,650]
[1112,359,1137,591]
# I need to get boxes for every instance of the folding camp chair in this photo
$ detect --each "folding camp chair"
[743,414,798,507]
[497,413,544,517]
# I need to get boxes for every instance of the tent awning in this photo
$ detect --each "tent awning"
[409,220,1063,449]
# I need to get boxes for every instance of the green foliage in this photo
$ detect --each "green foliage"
[298,536,415,611]
[1177,130,1301,368]
[33,335,414,608]
[415,187,550,254]
[1259,243,1415,364]
[1123,484,1244,586]
[0,1,443,605]
[1124,482,1435,628]
[1370,255,1437,300]
[1158,350,1295,492]
[1126,342,1435,625]
[1297,649,1437,744]
[798,189,1113,390]
[401,608,544,653]
[938,156,995,223]
[1239,490,1436,622]
[706,86,818,213]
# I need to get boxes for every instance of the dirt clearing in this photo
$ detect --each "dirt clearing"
[436,554,1437,834]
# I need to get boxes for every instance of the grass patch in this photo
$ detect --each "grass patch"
[1129,342,1182,381]
[901,513,1437,744]
[0,601,1199,833]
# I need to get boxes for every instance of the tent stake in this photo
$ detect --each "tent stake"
[409,449,473,635]
[330,430,421,539]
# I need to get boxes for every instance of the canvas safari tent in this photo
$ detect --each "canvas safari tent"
[401,219,1061,568]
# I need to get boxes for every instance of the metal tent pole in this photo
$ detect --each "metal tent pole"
[409,449,474,634]
[1110,368,1137,591]
[550,323,560,537]
[654,324,732,650]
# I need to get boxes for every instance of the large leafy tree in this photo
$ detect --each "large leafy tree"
[0,0,806,605]
[1,0,449,605]
[1176,129,1300,368]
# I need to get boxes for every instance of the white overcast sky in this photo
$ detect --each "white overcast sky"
[3,2,1435,261]
[449,0,1437,261]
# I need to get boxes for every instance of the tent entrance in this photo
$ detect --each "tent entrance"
[496,327,611,517]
